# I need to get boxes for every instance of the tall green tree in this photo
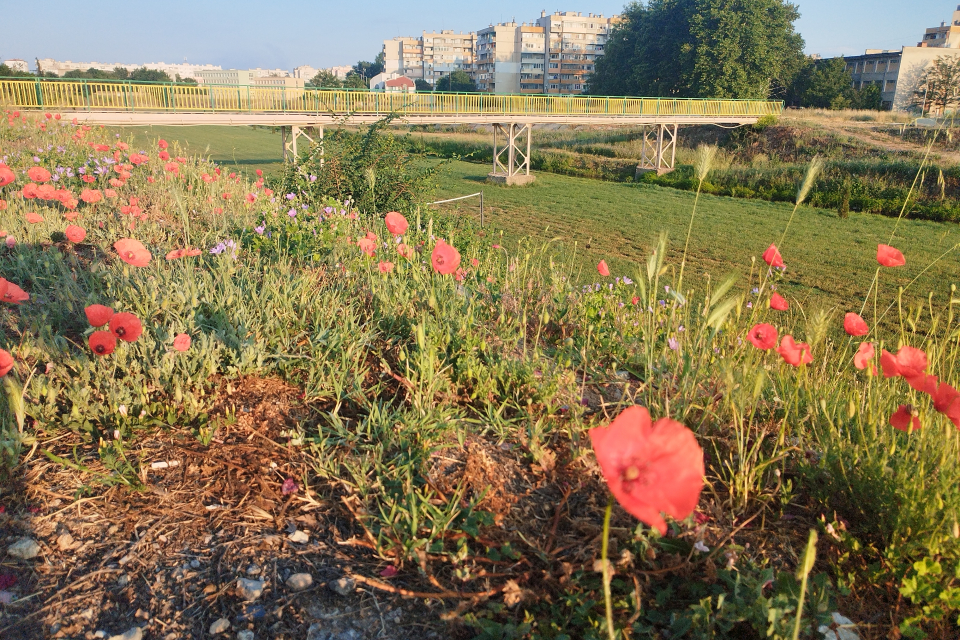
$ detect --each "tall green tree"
[787,57,854,109]
[352,52,386,80]
[130,67,172,82]
[912,55,960,114]
[309,70,343,88]
[589,0,804,99]
[414,78,433,92]
[435,70,476,92]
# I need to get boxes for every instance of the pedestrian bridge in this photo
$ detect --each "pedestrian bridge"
[1,78,784,180]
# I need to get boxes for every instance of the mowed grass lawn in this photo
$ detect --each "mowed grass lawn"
[117,125,960,309]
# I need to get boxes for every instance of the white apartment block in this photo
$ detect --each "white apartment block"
[382,10,616,94]
[384,31,476,85]
[35,58,221,78]
[538,11,615,94]
[2,59,29,73]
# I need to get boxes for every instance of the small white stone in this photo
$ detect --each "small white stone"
[329,576,355,596]
[94,632,107,639]
[286,573,313,591]
[288,530,309,544]
[237,631,255,640]
[7,537,40,560]
[236,577,265,601]
[106,627,142,640]
[209,618,230,635]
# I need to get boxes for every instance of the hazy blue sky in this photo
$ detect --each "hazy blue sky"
[0,0,951,70]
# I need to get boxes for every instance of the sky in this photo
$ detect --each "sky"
[0,0,952,71]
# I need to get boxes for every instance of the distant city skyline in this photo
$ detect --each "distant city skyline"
[1,0,950,71]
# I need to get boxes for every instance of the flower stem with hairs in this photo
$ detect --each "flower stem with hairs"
[601,496,615,640]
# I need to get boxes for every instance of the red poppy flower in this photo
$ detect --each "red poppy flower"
[88,331,117,356]
[164,162,179,173]
[877,244,905,267]
[844,312,869,337]
[114,238,152,267]
[881,345,927,381]
[762,244,784,268]
[256,169,263,177]
[36,184,56,200]
[932,382,960,428]
[854,342,874,370]
[129,153,148,165]
[769,293,789,311]
[158,139,168,149]
[357,238,377,257]
[588,405,704,535]
[747,323,778,350]
[397,243,413,259]
[85,304,114,327]
[27,166,51,183]
[104,189,118,198]
[65,225,86,243]
[81,175,96,183]
[25,212,43,224]
[597,260,610,277]
[2,281,29,305]
[245,193,256,204]
[109,312,143,343]
[385,211,408,235]
[0,279,7,301]
[158,151,170,162]
[21,183,38,199]
[431,240,461,275]
[222,193,231,200]
[44,113,52,120]
[173,333,191,352]
[0,165,14,187]
[115,142,128,151]
[80,189,102,204]
[201,173,215,183]
[378,261,394,273]
[890,405,921,432]
[777,335,813,367]
[0,349,13,377]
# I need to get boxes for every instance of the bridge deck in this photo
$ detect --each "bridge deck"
[1,78,783,126]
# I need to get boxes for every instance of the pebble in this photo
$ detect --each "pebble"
[56,533,76,551]
[0,590,13,604]
[106,627,142,640]
[209,618,230,635]
[190,559,201,569]
[117,574,130,587]
[329,576,355,596]
[94,632,106,639]
[236,577,265,601]
[237,631,255,640]
[286,573,313,591]
[245,564,261,576]
[288,530,309,544]
[7,537,40,560]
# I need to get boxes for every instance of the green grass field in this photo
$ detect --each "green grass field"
[120,125,960,311]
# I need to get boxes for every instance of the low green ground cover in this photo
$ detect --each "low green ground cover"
[4,116,958,637]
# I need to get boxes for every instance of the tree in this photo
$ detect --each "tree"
[851,82,882,110]
[113,67,130,79]
[913,55,960,114]
[309,70,342,88]
[342,74,368,89]
[435,70,476,92]
[130,67,172,82]
[589,0,805,99]
[352,52,385,80]
[414,78,433,92]
[786,57,853,109]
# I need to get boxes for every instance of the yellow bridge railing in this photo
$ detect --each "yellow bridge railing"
[0,78,784,119]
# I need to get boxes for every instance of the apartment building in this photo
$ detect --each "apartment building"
[383,31,476,86]
[196,69,255,86]
[846,4,960,111]
[36,58,221,78]
[475,23,520,93]
[537,11,615,94]
[2,59,29,73]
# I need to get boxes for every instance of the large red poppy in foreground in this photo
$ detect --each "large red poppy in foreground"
[431,240,461,275]
[589,406,704,535]
[114,239,152,267]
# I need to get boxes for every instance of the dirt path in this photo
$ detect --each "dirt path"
[783,114,960,165]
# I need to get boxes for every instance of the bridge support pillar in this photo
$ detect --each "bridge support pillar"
[488,123,535,186]
[281,125,323,165]
[636,124,678,178]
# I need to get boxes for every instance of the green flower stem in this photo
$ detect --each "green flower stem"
[601,495,615,640]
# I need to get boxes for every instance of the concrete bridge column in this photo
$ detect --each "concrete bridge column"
[636,123,678,177]
[488,123,535,186]
[281,125,322,163]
